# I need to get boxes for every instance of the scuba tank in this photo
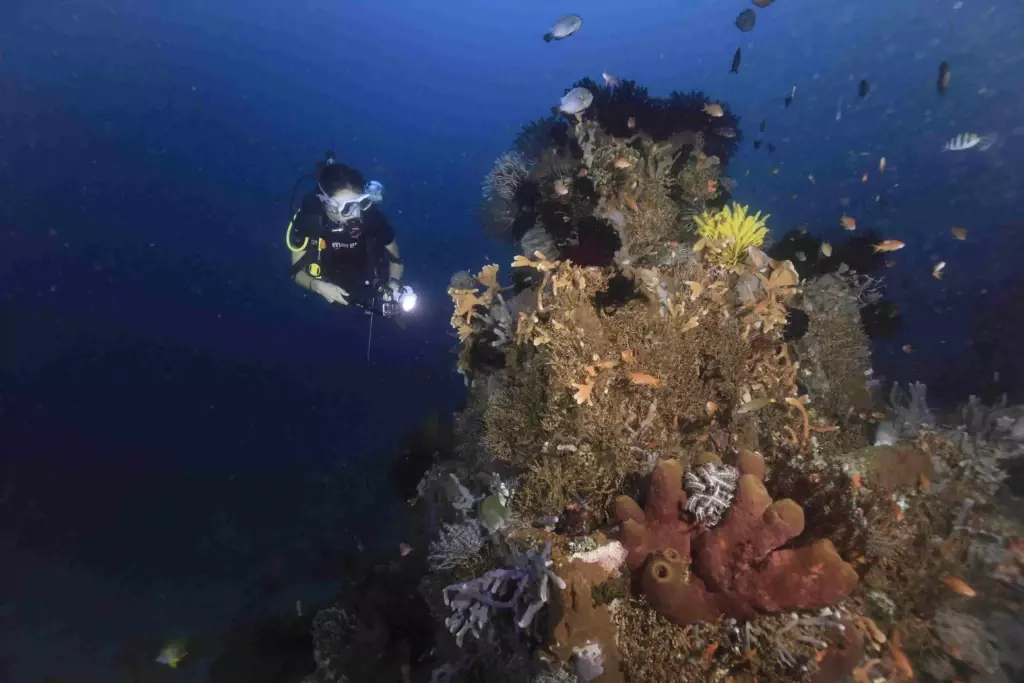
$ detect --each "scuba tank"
[289,150,336,214]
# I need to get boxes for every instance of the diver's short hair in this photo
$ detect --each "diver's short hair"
[319,163,365,195]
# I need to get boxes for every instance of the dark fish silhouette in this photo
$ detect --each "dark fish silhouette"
[784,85,795,108]
[752,0,775,6]
[730,47,741,73]
[753,140,762,150]
[735,9,756,32]
[937,61,951,94]
[858,79,870,97]
[768,143,776,154]
[759,120,766,133]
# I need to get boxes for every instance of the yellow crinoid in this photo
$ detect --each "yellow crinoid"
[693,202,770,266]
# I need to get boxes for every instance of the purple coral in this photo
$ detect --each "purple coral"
[442,542,565,646]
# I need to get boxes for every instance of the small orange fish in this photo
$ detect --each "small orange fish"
[879,156,887,174]
[933,261,946,279]
[889,633,914,679]
[853,659,881,683]
[872,240,905,253]
[627,116,636,130]
[951,226,967,241]
[840,215,857,231]
[902,344,913,353]
[871,411,888,419]
[700,641,719,667]
[940,575,976,597]
[861,172,869,182]
[886,260,897,268]
[630,372,661,386]
[623,195,639,211]
[707,179,718,193]
[856,618,887,644]
[613,157,632,169]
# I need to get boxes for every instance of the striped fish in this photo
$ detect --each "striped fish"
[942,132,996,152]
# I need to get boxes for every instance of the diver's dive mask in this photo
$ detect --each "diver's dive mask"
[317,181,384,220]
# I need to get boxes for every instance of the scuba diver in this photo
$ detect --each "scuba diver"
[286,155,416,319]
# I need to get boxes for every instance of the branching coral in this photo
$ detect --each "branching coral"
[879,381,935,444]
[946,394,1023,495]
[442,542,565,646]
[447,264,518,376]
[694,203,769,266]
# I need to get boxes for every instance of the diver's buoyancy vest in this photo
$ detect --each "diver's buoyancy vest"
[288,205,378,282]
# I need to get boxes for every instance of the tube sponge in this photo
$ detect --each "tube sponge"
[616,454,858,625]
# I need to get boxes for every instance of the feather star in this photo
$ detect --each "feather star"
[684,462,739,527]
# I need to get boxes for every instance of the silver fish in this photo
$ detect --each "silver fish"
[544,14,582,43]
[602,71,621,88]
[558,87,594,115]
[942,132,996,152]
[712,126,738,138]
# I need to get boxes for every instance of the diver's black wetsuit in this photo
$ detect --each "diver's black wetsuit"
[289,193,396,310]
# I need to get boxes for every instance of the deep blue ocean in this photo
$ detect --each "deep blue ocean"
[1,1,1023,680]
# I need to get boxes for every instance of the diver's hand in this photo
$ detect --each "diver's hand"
[310,280,349,305]
[377,278,401,296]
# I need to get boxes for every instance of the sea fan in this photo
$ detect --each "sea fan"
[429,521,485,571]
[694,202,769,266]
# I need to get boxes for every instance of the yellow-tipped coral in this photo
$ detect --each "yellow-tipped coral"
[693,202,770,266]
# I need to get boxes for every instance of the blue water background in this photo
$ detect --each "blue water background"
[1,0,1023,680]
